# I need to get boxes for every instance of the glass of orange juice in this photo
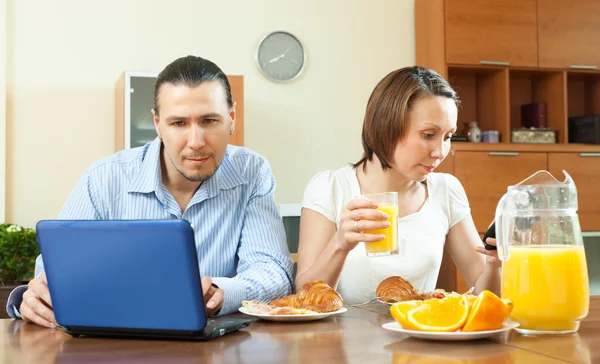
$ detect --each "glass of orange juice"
[359,192,398,257]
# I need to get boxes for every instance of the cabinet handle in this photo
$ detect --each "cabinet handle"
[580,153,600,157]
[489,152,519,156]
[570,65,598,70]
[480,60,510,66]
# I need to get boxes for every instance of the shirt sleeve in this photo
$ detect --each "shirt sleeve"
[211,158,294,315]
[6,170,104,319]
[301,170,339,224]
[445,174,471,229]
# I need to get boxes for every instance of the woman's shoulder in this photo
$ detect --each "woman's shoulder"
[306,164,357,190]
[427,172,464,192]
[302,165,358,223]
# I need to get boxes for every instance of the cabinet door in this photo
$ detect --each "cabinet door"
[548,153,600,231]
[435,151,454,174]
[454,151,547,233]
[445,0,538,67]
[228,75,244,147]
[538,0,600,69]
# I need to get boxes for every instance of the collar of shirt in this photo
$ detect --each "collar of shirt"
[126,138,247,204]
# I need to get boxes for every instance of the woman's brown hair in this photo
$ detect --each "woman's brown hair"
[354,66,459,171]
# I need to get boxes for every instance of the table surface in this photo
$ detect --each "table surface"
[1,297,598,364]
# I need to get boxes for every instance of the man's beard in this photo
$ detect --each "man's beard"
[172,153,222,183]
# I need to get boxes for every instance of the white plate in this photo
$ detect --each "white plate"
[381,321,520,341]
[238,307,348,322]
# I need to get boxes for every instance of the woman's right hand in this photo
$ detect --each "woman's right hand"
[335,198,390,251]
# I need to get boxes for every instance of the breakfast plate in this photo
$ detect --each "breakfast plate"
[381,321,519,341]
[238,307,348,322]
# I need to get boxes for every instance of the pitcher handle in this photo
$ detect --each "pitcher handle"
[494,192,511,261]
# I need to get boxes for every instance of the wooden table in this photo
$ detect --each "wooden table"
[1,297,598,363]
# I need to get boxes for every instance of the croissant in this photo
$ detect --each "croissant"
[376,276,446,303]
[270,280,344,313]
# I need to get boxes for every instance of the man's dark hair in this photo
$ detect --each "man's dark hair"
[153,55,232,116]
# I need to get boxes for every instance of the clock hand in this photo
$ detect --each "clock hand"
[280,56,299,65]
[280,47,292,57]
[268,55,282,63]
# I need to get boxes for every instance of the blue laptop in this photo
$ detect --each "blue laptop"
[35,219,253,340]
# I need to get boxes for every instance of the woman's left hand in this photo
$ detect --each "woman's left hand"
[475,238,502,268]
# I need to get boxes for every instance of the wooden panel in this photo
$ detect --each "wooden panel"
[448,141,600,153]
[415,0,447,78]
[114,73,125,151]
[567,72,600,120]
[437,245,469,293]
[437,244,457,292]
[538,0,600,69]
[448,67,510,140]
[510,70,568,142]
[227,75,244,146]
[0,287,16,319]
[548,153,600,231]
[445,0,538,67]
[509,75,532,131]
[435,150,454,174]
[454,151,547,232]
[448,73,477,132]
[535,72,568,143]
[477,69,510,141]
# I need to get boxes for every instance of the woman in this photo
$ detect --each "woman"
[295,66,500,304]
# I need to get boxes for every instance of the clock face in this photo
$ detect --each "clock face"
[256,31,305,82]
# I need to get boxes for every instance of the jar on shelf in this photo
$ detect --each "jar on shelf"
[466,121,482,143]
[482,130,500,143]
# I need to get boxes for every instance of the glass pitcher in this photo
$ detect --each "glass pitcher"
[495,170,589,335]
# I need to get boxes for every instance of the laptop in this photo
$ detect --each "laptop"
[35,219,253,340]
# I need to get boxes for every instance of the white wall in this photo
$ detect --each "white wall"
[0,0,6,223]
[6,0,415,227]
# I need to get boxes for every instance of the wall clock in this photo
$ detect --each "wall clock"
[256,31,306,82]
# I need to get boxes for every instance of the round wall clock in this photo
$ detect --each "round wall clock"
[256,31,306,82]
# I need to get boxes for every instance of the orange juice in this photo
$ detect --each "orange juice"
[501,245,589,333]
[363,205,398,256]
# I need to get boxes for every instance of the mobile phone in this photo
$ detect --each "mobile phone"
[482,222,497,250]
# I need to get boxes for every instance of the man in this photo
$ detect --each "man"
[6,55,294,327]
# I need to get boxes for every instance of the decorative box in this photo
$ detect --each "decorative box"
[510,128,556,144]
[568,115,600,144]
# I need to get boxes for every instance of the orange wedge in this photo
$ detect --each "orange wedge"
[406,295,469,332]
[462,290,513,332]
[390,300,423,330]
[467,294,478,308]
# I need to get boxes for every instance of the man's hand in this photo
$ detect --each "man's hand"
[201,276,224,316]
[20,273,57,328]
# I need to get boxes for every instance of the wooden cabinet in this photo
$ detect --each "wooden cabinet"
[548,153,600,231]
[445,0,538,67]
[114,72,244,151]
[435,151,454,174]
[453,151,547,232]
[538,0,600,70]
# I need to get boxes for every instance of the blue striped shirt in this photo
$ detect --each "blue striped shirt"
[7,137,294,317]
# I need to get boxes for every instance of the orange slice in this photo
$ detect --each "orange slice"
[406,295,469,332]
[467,294,478,308]
[390,300,423,330]
[462,290,513,332]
